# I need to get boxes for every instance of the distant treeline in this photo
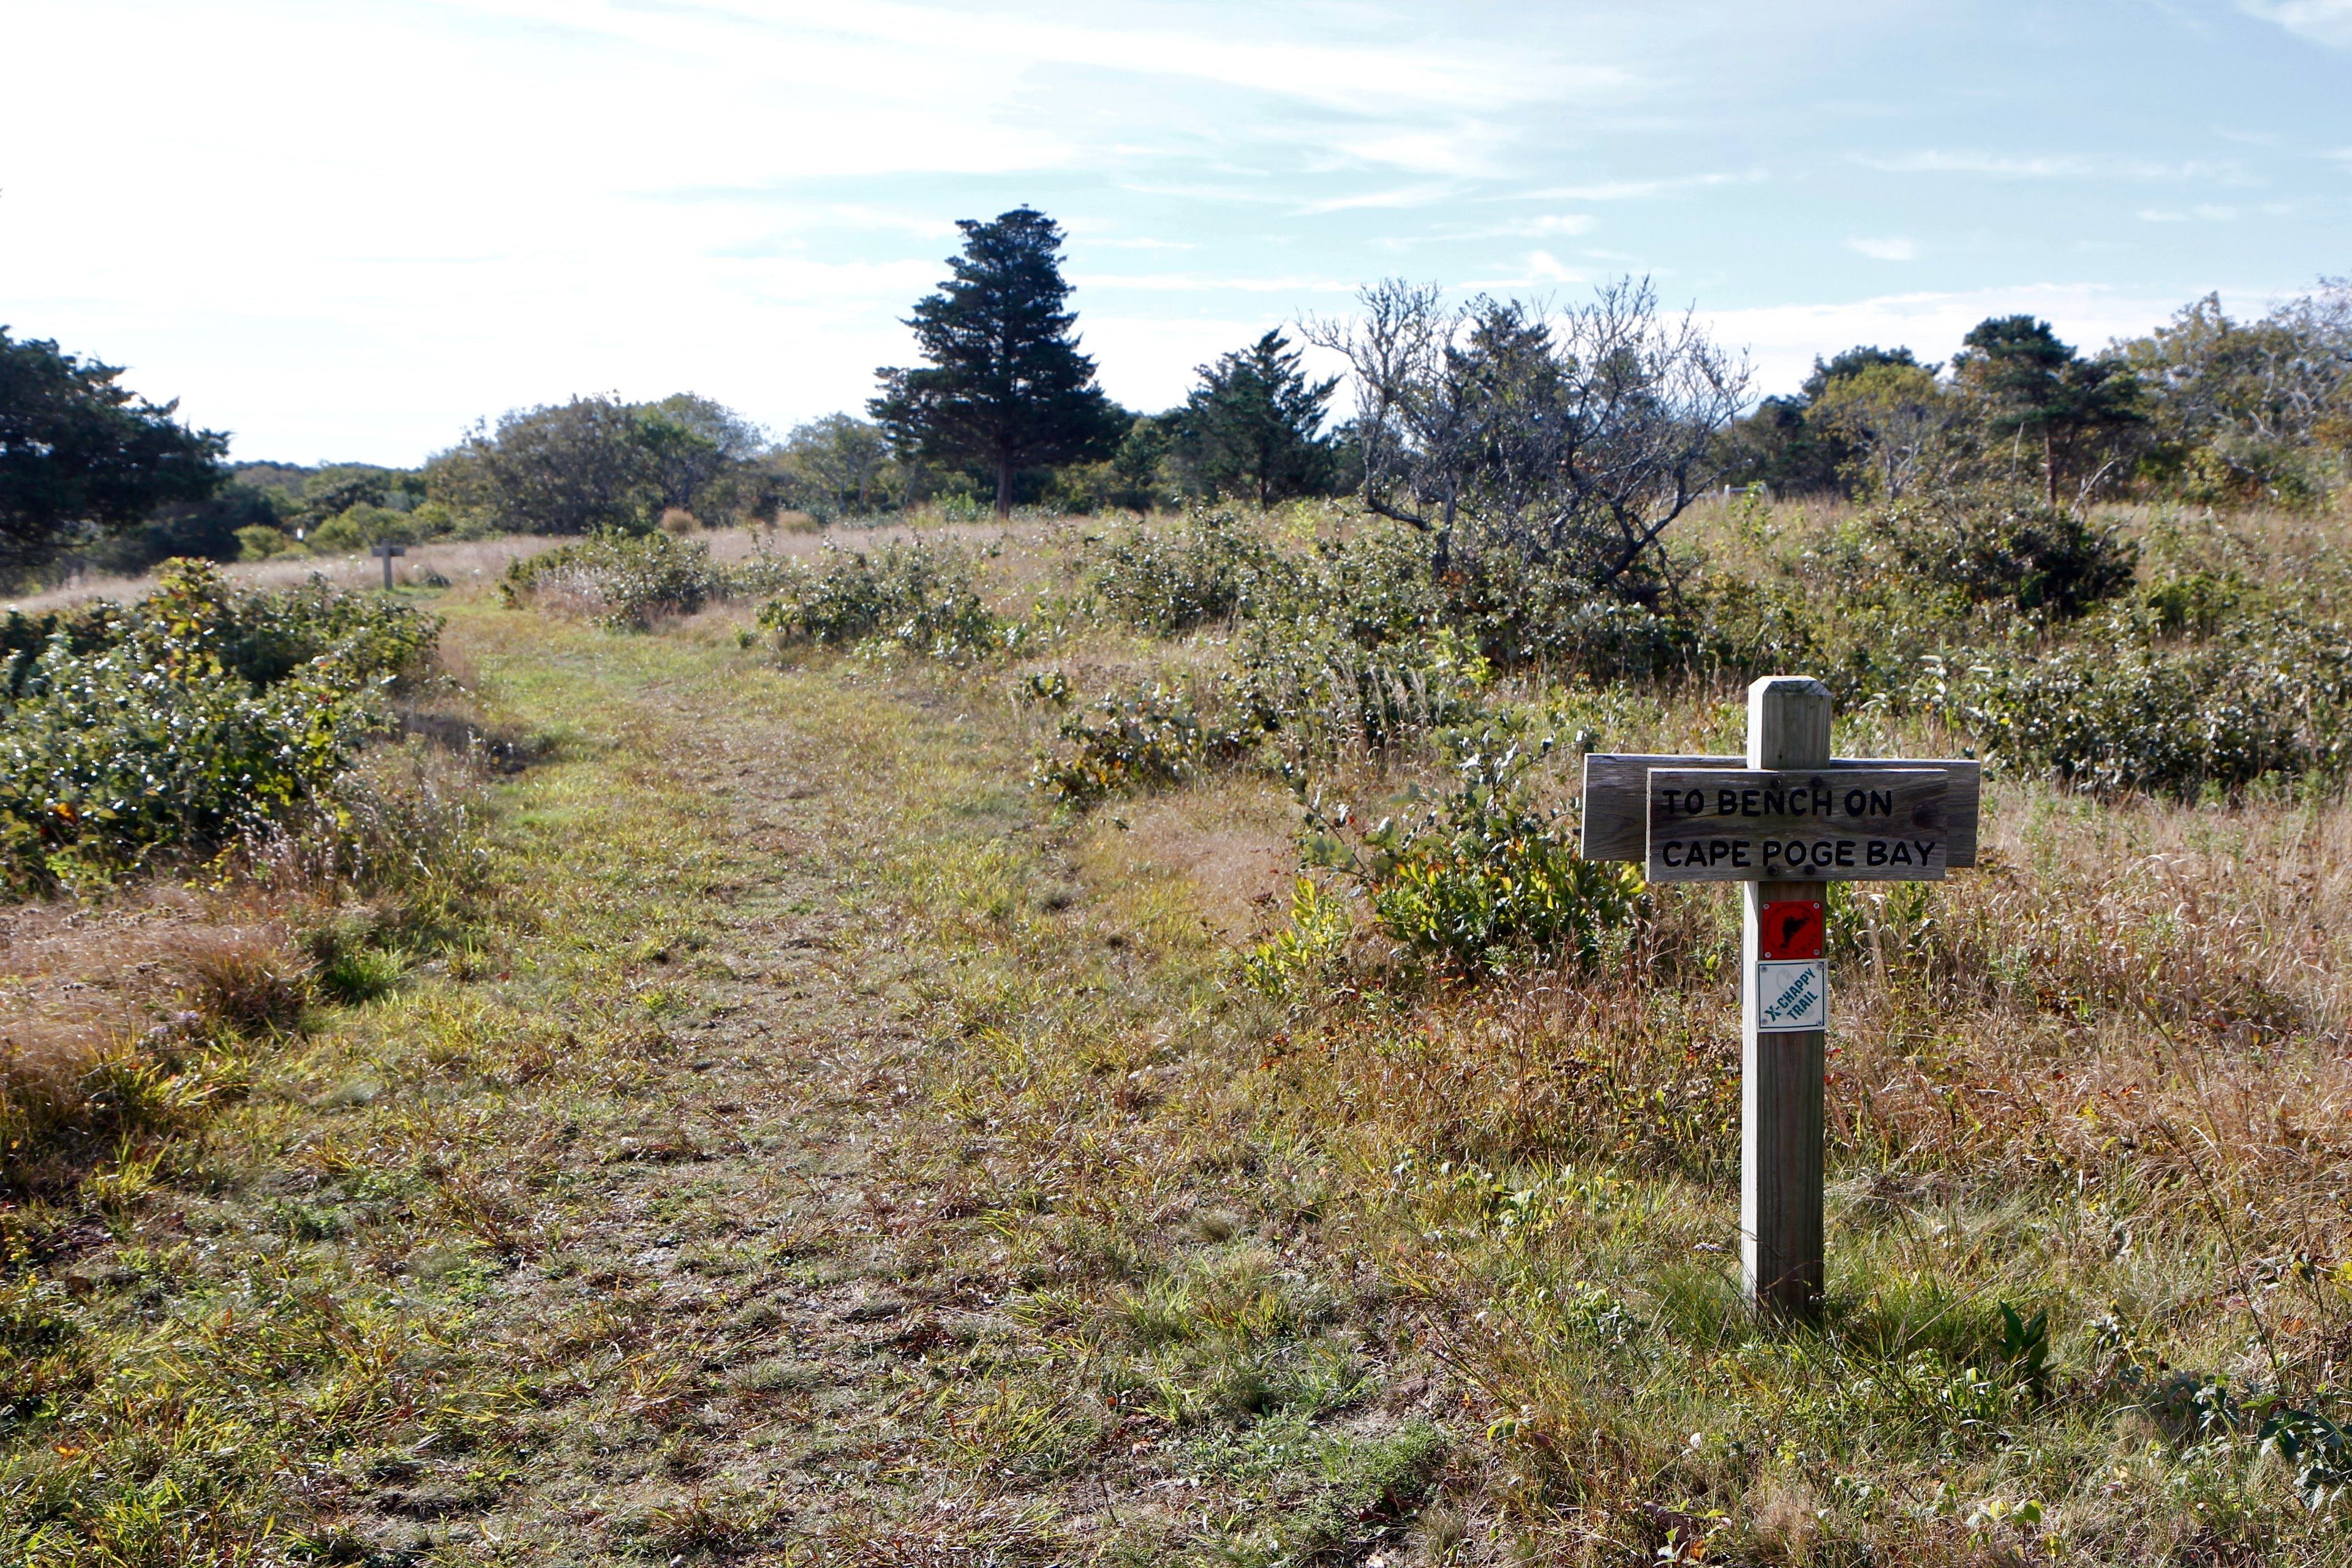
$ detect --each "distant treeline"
[4,232,2347,587]
[1715,287,2352,510]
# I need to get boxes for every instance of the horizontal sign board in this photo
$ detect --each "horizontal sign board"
[1581,753,1979,868]
[1646,766,1948,883]
[1755,960,1827,1031]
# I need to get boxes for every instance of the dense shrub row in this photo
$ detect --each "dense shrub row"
[1072,500,2352,801]
[0,562,439,891]
[753,539,1001,661]
[500,529,726,630]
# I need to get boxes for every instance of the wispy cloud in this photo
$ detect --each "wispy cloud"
[1463,250,1588,290]
[1858,151,2131,177]
[1295,183,1463,216]
[1847,236,1918,261]
[1069,271,1352,294]
[2139,205,2241,222]
[1516,173,1751,202]
[1334,127,1515,178]
[2238,1,2352,48]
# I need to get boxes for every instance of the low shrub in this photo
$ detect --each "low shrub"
[1942,608,2352,796]
[1868,498,2138,618]
[1089,510,1291,634]
[1236,876,1354,998]
[1031,684,1250,804]
[1234,618,1485,762]
[0,562,440,892]
[500,529,723,630]
[755,539,999,660]
[1319,731,1643,974]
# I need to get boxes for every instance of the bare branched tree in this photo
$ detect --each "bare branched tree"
[1305,277,1749,598]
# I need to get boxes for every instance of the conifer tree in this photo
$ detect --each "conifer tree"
[871,208,1123,517]
[1956,315,2143,505]
[1176,330,1339,507]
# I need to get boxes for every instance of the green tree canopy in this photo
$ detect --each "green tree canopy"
[636,393,767,516]
[1802,344,1928,400]
[1954,315,2144,505]
[0,327,227,579]
[1175,330,1340,507]
[1807,360,1948,500]
[2116,286,2352,504]
[870,207,1124,517]
[773,413,893,518]
[425,393,765,534]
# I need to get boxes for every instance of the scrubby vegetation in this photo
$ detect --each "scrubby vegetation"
[753,537,1003,659]
[0,559,483,1215]
[9,246,2352,1559]
[499,527,729,630]
[0,560,442,890]
[669,478,2352,1558]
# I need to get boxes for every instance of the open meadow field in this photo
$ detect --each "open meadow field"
[6,497,2352,1565]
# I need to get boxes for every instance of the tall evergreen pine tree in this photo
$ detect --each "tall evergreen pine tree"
[1177,330,1339,508]
[871,208,1123,516]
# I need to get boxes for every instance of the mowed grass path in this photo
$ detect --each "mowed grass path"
[8,593,1449,1563]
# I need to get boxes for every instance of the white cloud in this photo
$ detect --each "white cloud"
[1295,184,1464,216]
[1518,173,1751,201]
[1858,150,2169,178]
[2239,1,2352,48]
[1847,236,1919,261]
[1462,251,1588,290]
[1069,273,1352,294]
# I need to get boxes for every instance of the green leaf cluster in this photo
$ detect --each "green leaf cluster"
[0,560,437,891]
[753,538,1000,661]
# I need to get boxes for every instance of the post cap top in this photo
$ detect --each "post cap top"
[1747,674,1830,697]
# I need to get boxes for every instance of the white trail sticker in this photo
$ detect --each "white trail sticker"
[1755,960,1827,1031]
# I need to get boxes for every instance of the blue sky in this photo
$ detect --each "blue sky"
[4,0,2348,464]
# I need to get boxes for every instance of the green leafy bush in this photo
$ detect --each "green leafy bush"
[0,561,439,891]
[1031,684,1250,804]
[1089,510,1291,633]
[500,529,723,630]
[1942,609,2352,796]
[1235,618,1484,761]
[755,539,999,659]
[1236,876,1354,998]
[1327,733,1643,974]
[1869,499,2137,617]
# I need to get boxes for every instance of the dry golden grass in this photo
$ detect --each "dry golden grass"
[0,889,309,1186]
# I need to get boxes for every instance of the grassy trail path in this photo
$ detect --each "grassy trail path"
[14,594,1448,1567]
[334,599,1416,1564]
[428,602,1084,1558]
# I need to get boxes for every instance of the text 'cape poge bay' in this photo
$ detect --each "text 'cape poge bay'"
[1644,766,1949,883]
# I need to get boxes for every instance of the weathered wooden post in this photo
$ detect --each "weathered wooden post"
[1580,677,1979,1319]
[1741,676,1830,1317]
[372,542,407,590]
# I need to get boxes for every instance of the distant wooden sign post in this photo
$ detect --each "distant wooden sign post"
[372,543,407,590]
[1582,676,1980,1318]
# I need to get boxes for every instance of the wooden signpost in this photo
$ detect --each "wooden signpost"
[372,542,407,590]
[1581,676,1981,1317]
